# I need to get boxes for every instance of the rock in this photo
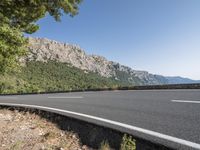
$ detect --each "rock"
[38,129,45,136]
[0,114,13,121]
[82,145,87,149]
[25,37,116,78]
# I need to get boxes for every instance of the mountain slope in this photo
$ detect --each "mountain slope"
[1,37,199,94]
[0,61,120,94]
[166,76,200,84]
[21,37,199,85]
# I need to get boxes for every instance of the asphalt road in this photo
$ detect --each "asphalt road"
[0,90,200,149]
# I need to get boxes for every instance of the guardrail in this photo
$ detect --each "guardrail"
[117,83,200,90]
[1,83,200,95]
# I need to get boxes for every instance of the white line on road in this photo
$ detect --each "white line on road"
[0,103,199,149]
[48,96,83,99]
[171,100,200,104]
[0,97,18,99]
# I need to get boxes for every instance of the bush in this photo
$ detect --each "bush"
[120,134,136,150]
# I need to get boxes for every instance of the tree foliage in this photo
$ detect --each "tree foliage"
[0,61,121,94]
[0,0,82,72]
[0,24,27,73]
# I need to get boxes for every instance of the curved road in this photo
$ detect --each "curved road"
[0,90,200,149]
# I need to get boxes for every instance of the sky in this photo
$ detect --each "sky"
[28,0,200,80]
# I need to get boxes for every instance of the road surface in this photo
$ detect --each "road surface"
[0,90,200,149]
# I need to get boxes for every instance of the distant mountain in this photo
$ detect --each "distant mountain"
[21,37,198,86]
[166,76,200,84]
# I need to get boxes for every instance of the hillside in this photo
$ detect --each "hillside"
[20,38,166,85]
[166,76,200,84]
[0,61,121,94]
[1,37,199,94]
[23,37,198,85]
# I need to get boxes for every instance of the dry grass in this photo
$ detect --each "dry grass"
[0,108,91,150]
[99,141,111,150]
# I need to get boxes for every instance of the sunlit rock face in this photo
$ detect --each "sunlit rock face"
[26,37,116,78]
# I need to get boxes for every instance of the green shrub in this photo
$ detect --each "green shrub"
[120,134,136,150]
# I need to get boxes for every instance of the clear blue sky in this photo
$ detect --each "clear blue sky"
[28,0,200,80]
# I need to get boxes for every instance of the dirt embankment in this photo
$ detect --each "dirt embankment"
[0,108,91,150]
[0,106,173,150]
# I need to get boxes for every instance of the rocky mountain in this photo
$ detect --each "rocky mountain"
[166,76,200,84]
[25,37,115,78]
[24,37,199,85]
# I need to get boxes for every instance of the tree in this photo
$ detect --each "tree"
[0,0,82,73]
[0,24,27,72]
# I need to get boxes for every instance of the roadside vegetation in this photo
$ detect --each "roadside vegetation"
[0,0,82,73]
[1,61,199,94]
[120,134,136,150]
[99,135,136,150]
[0,61,121,94]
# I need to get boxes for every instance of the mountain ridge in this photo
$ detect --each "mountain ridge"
[24,37,199,85]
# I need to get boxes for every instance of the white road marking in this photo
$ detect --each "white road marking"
[171,100,200,104]
[82,91,94,94]
[0,97,18,99]
[0,103,200,149]
[48,96,83,99]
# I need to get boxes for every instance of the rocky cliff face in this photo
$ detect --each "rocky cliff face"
[25,37,196,85]
[26,37,116,78]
